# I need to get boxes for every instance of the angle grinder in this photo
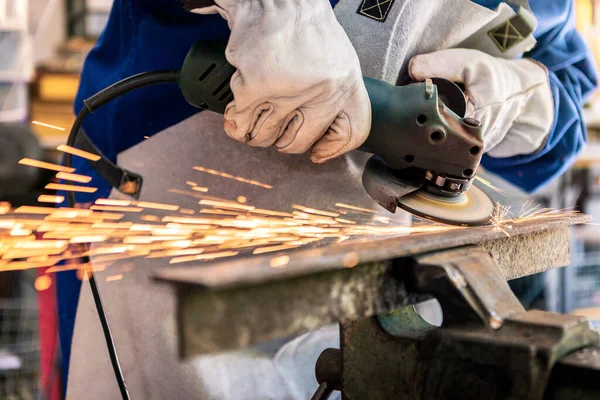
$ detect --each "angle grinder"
[177,41,495,226]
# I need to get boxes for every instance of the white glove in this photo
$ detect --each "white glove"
[190,0,371,163]
[409,49,554,158]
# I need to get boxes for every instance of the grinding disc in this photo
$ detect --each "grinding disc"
[397,185,494,226]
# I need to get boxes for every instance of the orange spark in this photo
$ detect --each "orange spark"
[252,244,302,254]
[15,206,68,215]
[292,204,340,218]
[91,205,143,212]
[0,202,10,214]
[343,253,360,268]
[34,275,53,291]
[57,145,101,161]
[38,195,65,204]
[32,121,66,131]
[140,215,160,222]
[45,183,97,193]
[335,218,356,224]
[237,196,247,204]
[106,274,123,282]
[269,255,290,268]
[169,250,239,264]
[334,203,377,213]
[76,267,90,281]
[475,176,506,194]
[70,236,108,243]
[95,199,131,206]
[56,172,93,184]
[19,158,75,173]
[192,186,209,192]
[200,199,255,211]
[137,201,179,211]
[193,165,272,189]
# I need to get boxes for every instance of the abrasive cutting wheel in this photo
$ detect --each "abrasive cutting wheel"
[397,185,495,226]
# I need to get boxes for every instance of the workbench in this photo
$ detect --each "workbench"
[154,215,586,358]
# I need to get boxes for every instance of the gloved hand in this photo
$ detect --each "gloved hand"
[189,0,371,163]
[409,49,554,158]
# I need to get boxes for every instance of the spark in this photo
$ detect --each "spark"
[334,203,377,213]
[137,201,179,211]
[15,206,68,215]
[0,202,10,214]
[292,204,340,218]
[34,275,53,291]
[200,209,243,216]
[56,172,93,184]
[186,181,197,186]
[343,252,360,268]
[253,244,302,254]
[335,218,356,225]
[193,165,272,189]
[162,216,215,225]
[192,186,209,192]
[144,136,150,139]
[57,145,101,161]
[10,227,33,236]
[19,158,75,173]
[45,183,97,193]
[0,161,584,276]
[488,201,580,237]
[76,267,90,281]
[199,199,255,211]
[32,121,66,131]
[38,195,64,204]
[269,255,290,268]
[91,205,143,212]
[169,250,239,264]
[106,274,123,282]
[70,236,108,243]
[91,222,133,229]
[475,176,506,194]
[96,199,131,206]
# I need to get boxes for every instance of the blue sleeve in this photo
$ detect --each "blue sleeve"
[72,0,231,202]
[481,0,598,193]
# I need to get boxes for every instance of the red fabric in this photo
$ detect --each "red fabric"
[37,268,61,400]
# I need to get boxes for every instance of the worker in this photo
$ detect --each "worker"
[56,0,598,398]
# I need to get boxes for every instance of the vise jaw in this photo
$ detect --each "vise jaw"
[312,247,600,400]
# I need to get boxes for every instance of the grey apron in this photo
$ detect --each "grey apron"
[67,1,535,399]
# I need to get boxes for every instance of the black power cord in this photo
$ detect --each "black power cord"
[63,70,180,400]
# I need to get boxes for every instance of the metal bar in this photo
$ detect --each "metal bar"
[156,217,585,358]
[154,216,585,288]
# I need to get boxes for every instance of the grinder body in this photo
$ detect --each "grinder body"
[179,40,494,225]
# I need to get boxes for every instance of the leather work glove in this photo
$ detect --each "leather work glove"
[409,49,554,158]
[188,0,371,163]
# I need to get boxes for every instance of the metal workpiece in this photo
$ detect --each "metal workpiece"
[332,248,600,400]
[155,215,585,358]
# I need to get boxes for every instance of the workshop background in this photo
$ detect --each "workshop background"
[1,0,600,398]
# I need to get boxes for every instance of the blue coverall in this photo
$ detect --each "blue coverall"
[57,0,599,394]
